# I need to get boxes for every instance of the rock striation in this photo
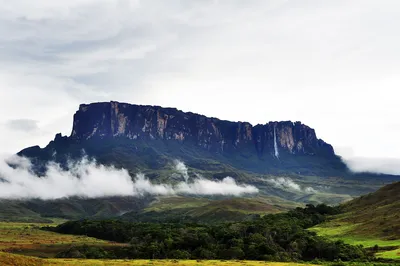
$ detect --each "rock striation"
[69,101,335,158]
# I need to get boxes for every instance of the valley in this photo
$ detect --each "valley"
[2,0,399,264]
[0,179,398,265]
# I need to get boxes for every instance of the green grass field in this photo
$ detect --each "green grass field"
[0,252,318,266]
[123,196,303,223]
[1,252,398,266]
[310,221,400,260]
[145,196,301,214]
[0,221,125,258]
[0,221,398,265]
[0,221,321,266]
[0,220,397,265]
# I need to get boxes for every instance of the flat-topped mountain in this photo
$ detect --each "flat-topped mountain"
[19,101,347,176]
[71,102,334,157]
[10,101,400,222]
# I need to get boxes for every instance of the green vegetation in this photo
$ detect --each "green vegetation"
[0,252,317,266]
[310,182,400,261]
[310,223,400,248]
[147,196,300,214]
[123,196,302,223]
[0,197,150,222]
[296,193,353,206]
[0,221,124,258]
[310,222,400,260]
[0,251,43,266]
[46,204,372,262]
[339,181,400,239]
[144,197,212,212]
[3,138,395,225]
[1,182,399,265]
[376,248,400,260]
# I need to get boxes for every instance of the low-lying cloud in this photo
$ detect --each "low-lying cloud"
[266,177,317,194]
[0,156,258,200]
[174,160,189,182]
[343,156,400,175]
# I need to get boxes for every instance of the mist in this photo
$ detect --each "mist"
[174,160,189,182]
[173,160,258,195]
[0,155,258,200]
[266,177,317,194]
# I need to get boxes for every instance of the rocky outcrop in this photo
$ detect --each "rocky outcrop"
[69,101,335,158]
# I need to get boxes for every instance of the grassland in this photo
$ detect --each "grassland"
[1,252,397,266]
[0,251,318,266]
[144,196,211,212]
[123,195,302,223]
[296,193,353,206]
[310,221,400,260]
[47,259,317,266]
[0,221,125,258]
[309,182,400,261]
[0,220,397,265]
[146,196,300,214]
[339,182,400,240]
[0,221,319,266]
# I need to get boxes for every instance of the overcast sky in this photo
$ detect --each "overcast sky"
[0,0,400,174]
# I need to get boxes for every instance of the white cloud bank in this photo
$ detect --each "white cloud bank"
[343,157,400,176]
[266,177,317,194]
[0,156,258,200]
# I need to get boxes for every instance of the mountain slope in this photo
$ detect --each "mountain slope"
[340,181,400,239]
[310,181,400,260]
[0,197,151,222]
[122,196,302,223]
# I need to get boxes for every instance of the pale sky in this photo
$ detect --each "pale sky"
[0,0,400,174]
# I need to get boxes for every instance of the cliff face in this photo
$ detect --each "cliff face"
[19,101,346,177]
[69,101,335,158]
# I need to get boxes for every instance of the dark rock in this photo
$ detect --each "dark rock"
[70,101,334,157]
[18,101,349,176]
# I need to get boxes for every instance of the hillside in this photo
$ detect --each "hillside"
[0,197,151,222]
[0,196,300,224]
[122,196,302,223]
[310,181,400,260]
[340,181,400,239]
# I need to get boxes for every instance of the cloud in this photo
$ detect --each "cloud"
[266,177,317,194]
[6,119,39,132]
[175,177,258,196]
[174,159,189,182]
[343,156,400,175]
[172,160,258,195]
[0,0,400,168]
[0,155,258,200]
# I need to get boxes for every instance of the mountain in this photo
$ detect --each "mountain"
[8,101,400,222]
[20,101,347,177]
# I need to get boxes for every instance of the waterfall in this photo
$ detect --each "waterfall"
[274,125,279,158]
